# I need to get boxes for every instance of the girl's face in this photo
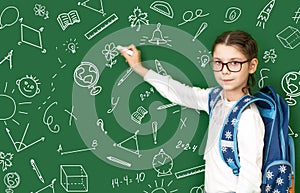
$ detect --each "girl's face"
[212,44,258,101]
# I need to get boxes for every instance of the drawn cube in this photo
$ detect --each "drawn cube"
[60,165,88,192]
[276,26,300,49]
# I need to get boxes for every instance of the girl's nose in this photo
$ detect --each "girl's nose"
[221,64,230,74]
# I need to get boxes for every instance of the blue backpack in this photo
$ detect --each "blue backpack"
[208,86,295,192]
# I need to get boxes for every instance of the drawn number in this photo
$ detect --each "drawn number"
[111,178,119,188]
[184,143,190,150]
[140,94,145,101]
[176,140,198,152]
[176,140,183,149]
[136,172,145,183]
[192,145,198,152]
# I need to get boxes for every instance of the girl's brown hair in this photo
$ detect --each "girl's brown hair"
[212,30,258,94]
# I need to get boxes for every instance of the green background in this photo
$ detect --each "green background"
[0,0,299,192]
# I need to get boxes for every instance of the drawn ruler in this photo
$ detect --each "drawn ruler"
[174,165,205,179]
[84,13,118,40]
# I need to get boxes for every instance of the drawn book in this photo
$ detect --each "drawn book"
[57,10,80,30]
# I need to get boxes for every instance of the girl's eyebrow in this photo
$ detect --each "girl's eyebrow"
[212,57,244,61]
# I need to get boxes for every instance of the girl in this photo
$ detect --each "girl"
[120,30,264,193]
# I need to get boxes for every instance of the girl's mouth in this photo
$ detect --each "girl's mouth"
[222,79,233,82]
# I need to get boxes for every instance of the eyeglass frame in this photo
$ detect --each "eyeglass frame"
[210,59,252,72]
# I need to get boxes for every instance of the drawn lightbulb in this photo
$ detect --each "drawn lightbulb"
[63,38,79,54]
[200,55,209,67]
[67,42,76,54]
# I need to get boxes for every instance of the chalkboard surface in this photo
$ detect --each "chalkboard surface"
[0,0,299,192]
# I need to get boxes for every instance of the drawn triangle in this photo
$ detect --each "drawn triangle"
[79,0,105,15]
[115,130,141,157]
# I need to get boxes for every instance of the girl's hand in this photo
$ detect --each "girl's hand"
[120,44,149,77]
[120,44,141,68]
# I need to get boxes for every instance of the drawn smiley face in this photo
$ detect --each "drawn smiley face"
[16,75,40,98]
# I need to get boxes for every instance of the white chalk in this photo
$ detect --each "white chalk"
[117,45,133,56]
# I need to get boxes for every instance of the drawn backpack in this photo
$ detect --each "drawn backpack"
[208,86,295,192]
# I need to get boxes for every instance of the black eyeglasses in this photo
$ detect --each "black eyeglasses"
[210,59,251,72]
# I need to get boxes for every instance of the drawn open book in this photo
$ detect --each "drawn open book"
[57,10,80,30]
[131,106,148,124]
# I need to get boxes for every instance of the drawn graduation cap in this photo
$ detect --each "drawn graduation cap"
[148,23,167,45]
[150,1,174,19]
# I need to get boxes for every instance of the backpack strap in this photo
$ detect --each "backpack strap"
[220,88,276,176]
[208,86,222,116]
[219,94,267,176]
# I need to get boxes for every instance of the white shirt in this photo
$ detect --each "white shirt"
[144,70,265,193]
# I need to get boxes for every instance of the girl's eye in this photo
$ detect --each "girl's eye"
[230,61,239,65]
[214,61,222,65]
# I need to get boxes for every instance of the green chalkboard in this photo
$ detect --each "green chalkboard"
[0,0,299,192]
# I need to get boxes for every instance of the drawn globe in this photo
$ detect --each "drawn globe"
[281,71,300,98]
[74,62,99,88]
[3,172,20,190]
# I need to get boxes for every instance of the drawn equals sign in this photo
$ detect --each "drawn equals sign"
[84,13,119,40]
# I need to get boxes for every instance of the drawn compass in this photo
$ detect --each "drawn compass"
[152,149,173,177]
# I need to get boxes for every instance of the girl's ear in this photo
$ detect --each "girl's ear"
[249,58,258,74]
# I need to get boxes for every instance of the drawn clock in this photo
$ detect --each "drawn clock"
[73,24,216,170]
[152,149,173,177]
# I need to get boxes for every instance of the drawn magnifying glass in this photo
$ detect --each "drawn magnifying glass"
[0,6,20,30]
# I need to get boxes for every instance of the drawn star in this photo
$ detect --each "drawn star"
[244,98,251,102]
[213,88,220,94]
[266,170,274,180]
[227,158,233,163]
[231,118,238,125]
[273,189,280,193]
[276,177,284,186]
[265,184,272,192]
[233,106,239,113]
[278,165,287,173]
[225,130,232,140]
[221,146,227,152]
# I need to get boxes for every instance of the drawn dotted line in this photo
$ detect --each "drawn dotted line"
[38,57,67,110]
